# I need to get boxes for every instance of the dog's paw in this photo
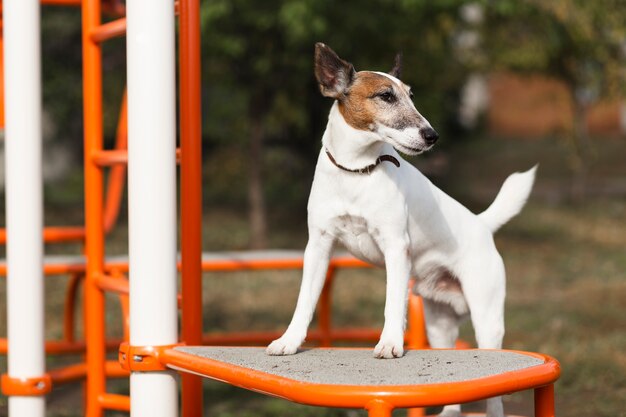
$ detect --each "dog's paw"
[373,339,404,359]
[266,337,301,356]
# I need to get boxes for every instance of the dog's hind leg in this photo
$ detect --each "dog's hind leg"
[462,256,507,417]
[266,231,335,355]
[422,298,464,417]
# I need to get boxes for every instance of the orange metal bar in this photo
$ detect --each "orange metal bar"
[202,328,383,346]
[118,291,130,342]
[90,149,129,166]
[406,407,426,417]
[318,267,336,347]
[406,284,428,349]
[160,347,561,410]
[179,0,204,414]
[98,393,131,412]
[95,273,129,295]
[0,338,123,356]
[91,148,181,166]
[62,273,83,343]
[406,280,428,417]
[82,0,107,415]
[366,400,393,417]
[535,384,555,417]
[0,261,86,276]
[48,360,128,385]
[118,343,184,372]
[0,373,52,396]
[198,256,369,272]
[89,17,126,43]
[103,90,128,233]
[0,226,85,244]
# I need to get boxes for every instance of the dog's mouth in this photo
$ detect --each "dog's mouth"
[393,142,432,156]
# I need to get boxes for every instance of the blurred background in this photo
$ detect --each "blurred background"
[0,0,625,416]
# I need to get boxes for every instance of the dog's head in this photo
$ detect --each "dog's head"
[314,43,438,155]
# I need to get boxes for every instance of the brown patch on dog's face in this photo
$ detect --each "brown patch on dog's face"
[337,71,423,133]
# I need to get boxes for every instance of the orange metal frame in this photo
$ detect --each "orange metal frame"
[1,1,408,415]
[1,1,560,416]
[120,345,559,417]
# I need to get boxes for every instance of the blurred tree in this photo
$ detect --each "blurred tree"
[200,0,468,248]
[479,0,626,200]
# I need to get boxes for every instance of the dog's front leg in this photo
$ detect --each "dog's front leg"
[266,231,335,355]
[374,242,411,358]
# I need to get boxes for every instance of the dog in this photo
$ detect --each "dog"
[267,43,536,417]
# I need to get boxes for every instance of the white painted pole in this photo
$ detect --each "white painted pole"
[126,0,179,416]
[2,0,45,415]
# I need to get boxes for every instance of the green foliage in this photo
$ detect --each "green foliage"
[481,0,626,97]
[200,0,470,150]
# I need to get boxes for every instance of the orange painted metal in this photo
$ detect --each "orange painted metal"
[202,328,383,346]
[0,226,85,244]
[0,373,52,396]
[97,393,131,412]
[366,400,394,417]
[48,360,128,385]
[82,0,108,415]
[90,149,129,166]
[89,17,126,43]
[178,0,204,415]
[103,90,128,234]
[318,267,336,348]
[118,343,184,372]
[91,147,181,166]
[199,255,369,272]
[63,273,83,343]
[406,282,428,349]
[535,384,555,417]
[161,347,560,410]
[95,273,129,295]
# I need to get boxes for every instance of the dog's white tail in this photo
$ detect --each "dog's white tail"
[478,165,538,233]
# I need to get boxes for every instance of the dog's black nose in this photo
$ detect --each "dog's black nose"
[421,127,439,145]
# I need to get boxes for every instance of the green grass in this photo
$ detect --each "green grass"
[1,137,625,416]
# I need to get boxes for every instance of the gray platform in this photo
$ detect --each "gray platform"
[174,347,544,386]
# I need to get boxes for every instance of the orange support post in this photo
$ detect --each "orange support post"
[179,0,204,414]
[82,0,107,416]
[366,400,393,417]
[535,384,556,417]
[318,267,336,347]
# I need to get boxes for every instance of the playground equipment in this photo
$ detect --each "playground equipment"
[1,0,560,416]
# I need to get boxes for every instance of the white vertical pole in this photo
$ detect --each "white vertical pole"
[2,0,45,416]
[126,0,179,416]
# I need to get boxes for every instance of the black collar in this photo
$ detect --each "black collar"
[325,148,400,174]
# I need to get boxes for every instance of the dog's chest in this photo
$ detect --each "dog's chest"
[333,213,374,238]
[329,213,385,265]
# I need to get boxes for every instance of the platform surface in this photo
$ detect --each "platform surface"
[174,347,544,386]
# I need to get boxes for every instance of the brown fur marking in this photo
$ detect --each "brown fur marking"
[338,72,420,132]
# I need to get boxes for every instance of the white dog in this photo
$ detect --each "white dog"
[267,43,536,417]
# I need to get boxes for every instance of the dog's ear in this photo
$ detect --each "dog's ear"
[389,52,402,79]
[314,43,356,99]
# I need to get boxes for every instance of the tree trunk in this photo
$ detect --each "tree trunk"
[248,113,268,249]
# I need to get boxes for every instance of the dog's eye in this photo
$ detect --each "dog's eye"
[409,90,414,99]
[379,91,395,103]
